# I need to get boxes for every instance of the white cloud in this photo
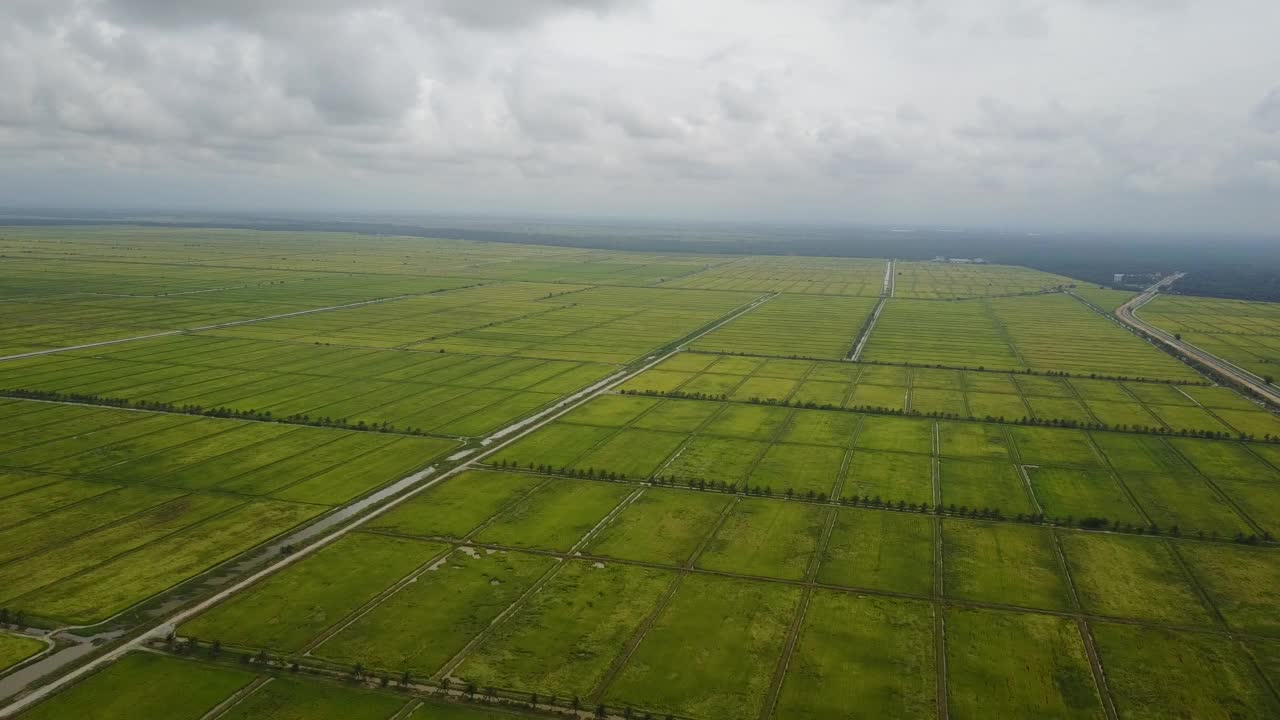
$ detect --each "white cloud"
[0,0,1278,232]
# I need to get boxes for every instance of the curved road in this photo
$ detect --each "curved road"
[1115,273,1280,406]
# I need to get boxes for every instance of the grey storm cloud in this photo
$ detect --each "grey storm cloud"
[0,0,1278,232]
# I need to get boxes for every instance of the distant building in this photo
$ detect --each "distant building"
[1113,273,1125,283]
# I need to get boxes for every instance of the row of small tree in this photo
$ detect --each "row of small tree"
[4,388,435,437]
[692,348,1206,386]
[618,387,1271,442]
[495,459,1275,545]
[172,634,678,720]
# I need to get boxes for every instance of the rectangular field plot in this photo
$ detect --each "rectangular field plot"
[1175,542,1280,636]
[942,521,1071,611]
[367,470,542,540]
[570,428,687,478]
[946,608,1104,720]
[15,652,256,720]
[314,548,557,678]
[1057,532,1213,625]
[861,299,1023,370]
[748,443,845,496]
[842,450,933,505]
[181,533,448,653]
[13,499,324,624]
[605,573,803,720]
[1117,470,1253,535]
[776,592,936,720]
[893,262,1074,299]
[1025,467,1146,527]
[473,479,632,552]
[818,508,934,595]
[702,404,792,440]
[218,678,408,720]
[696,499,825,580]
[689,294,876,359]
[493,423,617,469]
[966,390,1030,421]
[3,335,615,438]
[1169,438,1279,481]
[456,560,674,699]
[1007,426,1101,467]
[937,422,1011,461]
[412,286,758,364]
[1094,623,1280,720]
[910,387,967,416]
[658,255,887,296]
[939,459,1034,516]
[989,293,1201,382]
[780,409,862,448]
[587,489,731,565]
[0,401,457,506]
[1090,432,1191,475]
[663,436,766,485]
[855,415,933,454]
[630,398,722,433]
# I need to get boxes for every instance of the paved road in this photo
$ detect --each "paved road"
[1114,273,1280,406]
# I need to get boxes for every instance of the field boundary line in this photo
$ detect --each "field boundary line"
[847,295,887,361]
[1061,379,1104,426]
[740,407,799,484]
[904,367,915,413]
[932,516,949,720]
[387,700,422,720]
[298,543,460,656]
[334,531,1280,643]
[300,474,569,656]
[982,298,1028,368]
[199,673,272,720]
[588,495,740,704]
[1080,433,1157,528]
[1048,528,1119,720]
[829,448,853,502]
[780,360,818,406]
[956,370,974,420]
[1160,440,1267,537]
[931,421,942,508]
[757,502,839,719]
[1014,463,1046,516]
[0,493,268,616]
[435,487,646,681]
[0,294,777,716]
[0,487,201,572]
[1171,385,1247,436]
[1163,540,1230,629]
[1163,536,1280,711]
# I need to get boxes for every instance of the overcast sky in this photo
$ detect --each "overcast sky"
[2,0,1278,233]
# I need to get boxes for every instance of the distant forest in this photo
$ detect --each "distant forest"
[4,210,1280,302]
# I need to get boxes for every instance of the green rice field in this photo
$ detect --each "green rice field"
[4,228,1280,720]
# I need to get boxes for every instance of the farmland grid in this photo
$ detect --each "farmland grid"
[2,227,1279,720]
